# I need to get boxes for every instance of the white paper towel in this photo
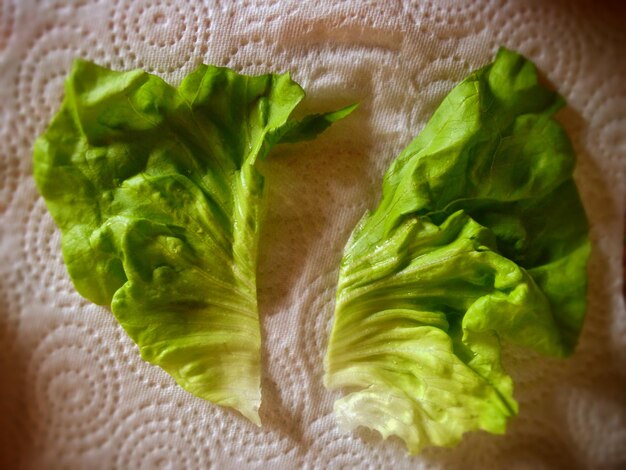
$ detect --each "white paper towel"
[1,0,625,468]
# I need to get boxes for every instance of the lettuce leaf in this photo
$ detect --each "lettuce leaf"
[34,60,354,424]
[324,48,590,453]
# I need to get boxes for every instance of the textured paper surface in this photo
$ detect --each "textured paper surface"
[1,0,625,468]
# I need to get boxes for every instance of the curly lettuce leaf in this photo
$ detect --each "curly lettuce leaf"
[34,60,354,424]
[324,48,590,453]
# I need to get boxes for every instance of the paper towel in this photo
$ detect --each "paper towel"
[1,0,625,468]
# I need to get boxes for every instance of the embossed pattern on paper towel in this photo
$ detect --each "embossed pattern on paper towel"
[0,0,624,468]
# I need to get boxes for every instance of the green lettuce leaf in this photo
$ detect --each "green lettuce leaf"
[324,48,590,453]
[34,60,354,424]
